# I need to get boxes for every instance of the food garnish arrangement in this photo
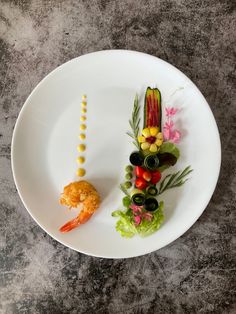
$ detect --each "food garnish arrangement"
[59,87,193,237]
[59,95,101,233]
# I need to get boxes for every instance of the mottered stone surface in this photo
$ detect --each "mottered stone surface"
[0,1,235,313]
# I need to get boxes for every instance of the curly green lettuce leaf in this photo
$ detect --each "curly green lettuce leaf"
[112,201,164,238]
[112,210,137,238]
[159,142,180,158]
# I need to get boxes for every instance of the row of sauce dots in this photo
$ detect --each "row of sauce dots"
[76,95,87,177]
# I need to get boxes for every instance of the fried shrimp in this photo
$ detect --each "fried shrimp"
[59,180,100,232]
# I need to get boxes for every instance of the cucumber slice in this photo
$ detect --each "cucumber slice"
[143,87,162,129]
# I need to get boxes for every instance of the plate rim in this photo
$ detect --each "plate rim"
[11,49,222,258]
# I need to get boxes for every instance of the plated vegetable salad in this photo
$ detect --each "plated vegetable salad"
[112,87,193,238]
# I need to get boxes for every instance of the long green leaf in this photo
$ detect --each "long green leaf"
[158,166,193,195]
[127,95,141,149]
[120,184,130,196]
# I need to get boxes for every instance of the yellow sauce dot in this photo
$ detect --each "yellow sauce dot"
[79,133,86,140]
[77,156,85,164]
[77,144,86,152]
[80,124,86,131]
[81,101,87,108]
[77,168,86,177]
[82,95,87,101]
[80,116,86,122]
[81,108,87,114]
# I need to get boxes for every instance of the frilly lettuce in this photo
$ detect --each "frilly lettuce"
[112,201,164,238]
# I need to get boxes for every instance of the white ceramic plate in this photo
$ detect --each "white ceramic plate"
[11,50,221,258]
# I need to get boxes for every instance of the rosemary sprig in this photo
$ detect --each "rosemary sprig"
[158,166,193,194]
[126,95,141,149]
[119,183,130,196]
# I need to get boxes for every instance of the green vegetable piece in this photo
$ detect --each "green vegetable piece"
[122,196,131,208]
[125,173,133,180]
[112,210,137,238]
[144,154,159,170]
[130,188,144,197]
[131,193,145,206]
[147,186,158,196]
[159,142,180,159]
[124,181,132,189]
[125,165,133,172]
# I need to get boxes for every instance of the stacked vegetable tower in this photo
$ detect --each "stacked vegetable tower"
[112,87,192,238]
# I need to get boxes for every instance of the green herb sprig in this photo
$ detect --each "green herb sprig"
[119,183,130,197]
[158,166,193,194]
[126,95,141,149]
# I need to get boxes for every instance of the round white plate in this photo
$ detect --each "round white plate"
[11,50,221,258]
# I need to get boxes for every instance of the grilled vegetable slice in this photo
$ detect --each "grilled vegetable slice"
[144,87,162,129]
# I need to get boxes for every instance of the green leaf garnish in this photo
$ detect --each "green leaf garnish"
[158,166,193,194]
[126,95,141,149]
[119,183,130,196]
[159,142,180,159]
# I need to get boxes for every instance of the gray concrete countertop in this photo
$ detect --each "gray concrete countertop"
[0,1,235,313]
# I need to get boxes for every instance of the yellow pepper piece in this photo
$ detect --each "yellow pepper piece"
[77,168,86,177]
[142,128,150,138]
[77,156,85,164]
[82,95,87,101]
[81,101,87,108]
[157,132,163,140]
[141,142,150,150]
[80,116,86,122]
[77,144,86,152]
[150,127,158,136]
[80,124,86,130]
[138,136,146,143]
[81,108,87,114]
[155,139,163,146]
[149,144,158,153]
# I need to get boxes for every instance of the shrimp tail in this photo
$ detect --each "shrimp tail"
[59,211,93,233]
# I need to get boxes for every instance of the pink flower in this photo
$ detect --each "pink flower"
[171,130,181,144]
[130,204,143,214]
[163,107,181,143]
[165,107,178,117]
[134,215,141,225]
[164,120,174,129]
[142,212,153,221]
[164,128,181,143]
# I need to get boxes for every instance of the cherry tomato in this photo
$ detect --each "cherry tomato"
[135,177,148,190]
[143,171,152,182]
[151,170,161,184]
[135,166,145,178]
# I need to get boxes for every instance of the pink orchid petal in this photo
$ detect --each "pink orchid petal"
[170,130,181,143]
[134,216,141,225]
[165,107,178,117]
[130,204,143,214]
[163,128,171,141]
[142,213,153,221]
[164,120,174,129]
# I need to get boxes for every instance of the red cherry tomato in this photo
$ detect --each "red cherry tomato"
[135,177,148,190]
[143,171,152,182]
[151,170,162,184]
[135,166,145,178]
